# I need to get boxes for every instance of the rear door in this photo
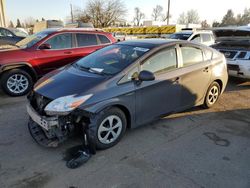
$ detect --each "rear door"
[71,33,111,60]
[33,33,78,73]
[135,46,184,125]
[177,44,212,108]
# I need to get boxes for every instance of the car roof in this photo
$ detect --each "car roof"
[117,39,180,48]
[39,28,106,34]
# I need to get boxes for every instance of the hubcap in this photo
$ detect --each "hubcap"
[208,86,219,105]
[98,115,123,144]
[6,74,29,94]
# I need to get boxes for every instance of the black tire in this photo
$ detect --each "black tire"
[88,107,127,150]
[1,69,33,96]
[203,82,221,108]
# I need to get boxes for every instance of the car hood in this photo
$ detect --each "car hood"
[213,27,250,42]
[0,48,30,64]
[34,65,109,99]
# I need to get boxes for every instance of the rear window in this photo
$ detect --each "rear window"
[204,49,213,60]
[98,35,111,44]
[76,33,98,47]
[202,34,212,42]
[181,46,203,66]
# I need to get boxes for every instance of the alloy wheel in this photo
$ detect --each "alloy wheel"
[207,85,219,105]
[97,115,123,145]
[6,74,29,94]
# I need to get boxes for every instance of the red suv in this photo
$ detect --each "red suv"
[0,28,116,96]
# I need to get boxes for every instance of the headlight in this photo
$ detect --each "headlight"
[44,94,93,116]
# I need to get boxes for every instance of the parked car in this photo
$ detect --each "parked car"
[0,28,116,96]
[0,27,28,46]
[26,39,228,149]
[212,27,250,79]
[168,29,215,46]
[112,32,126,41]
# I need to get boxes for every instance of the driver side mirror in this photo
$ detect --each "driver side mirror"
[138,70,155,81]
[39,43,52,50]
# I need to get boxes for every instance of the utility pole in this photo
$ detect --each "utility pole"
[167,0,170,25]
[70,3,74,23]
[0,0,6,27]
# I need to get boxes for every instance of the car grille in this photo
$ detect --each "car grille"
[219,50,238,59]
[227,64,240,71]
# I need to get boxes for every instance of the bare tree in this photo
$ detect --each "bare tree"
[152,5,163,21]
[85,0,127,27]
[201,20,210,28]
[134,7,145,26]
[24,17,36,28]
[177,12,186,24]
[177,10,200,24]
[8,21,14,28]
[186,9,200,24]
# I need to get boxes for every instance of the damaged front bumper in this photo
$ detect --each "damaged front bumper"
[27,100,92,147]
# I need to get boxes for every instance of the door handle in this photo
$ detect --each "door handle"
[64,51,73,54]
[203,67,209,72]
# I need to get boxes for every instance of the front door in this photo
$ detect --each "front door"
[33,33,78,74]
[135,46,183,125]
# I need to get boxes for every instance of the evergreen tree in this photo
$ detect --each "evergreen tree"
[16,19,22,27]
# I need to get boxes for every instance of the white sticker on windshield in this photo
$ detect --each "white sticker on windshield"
[133,47,150,52]
[90,68,104,73]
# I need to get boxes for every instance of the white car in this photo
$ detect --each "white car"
[168,29,215,46]
[212,27,250,79]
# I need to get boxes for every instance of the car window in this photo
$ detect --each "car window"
[204,49,213,60]
[76,33,98,47]
[201,34,211,42]
[141,48,177,74]
[0,29,13,37]
[191,34,201,42]
[119,66,140,84]
[98,35,111,44]
[75,44,149,75]
[181,46,203,66]
[46,33,72,49]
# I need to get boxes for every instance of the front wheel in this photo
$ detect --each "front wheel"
[203,82,221,108]
[88,107,127,150]
[1,69,33,96]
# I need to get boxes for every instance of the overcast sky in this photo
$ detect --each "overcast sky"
[5,0,250,25]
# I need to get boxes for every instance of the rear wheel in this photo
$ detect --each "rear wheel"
[1,69,33,96]
[88,107,127,150]
[203,82,221,108]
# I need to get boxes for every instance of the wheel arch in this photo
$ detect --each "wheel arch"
[1,63,38,81]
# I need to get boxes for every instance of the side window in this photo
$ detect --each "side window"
[98,35,111,44]
[119,66,139,84]
[201,34,211,42]
[204,49,213,60]
[45,33,72,49]
[76,34,98,47]
[191,34,201,43]
[181,46,203,66]
[141,48,177,74]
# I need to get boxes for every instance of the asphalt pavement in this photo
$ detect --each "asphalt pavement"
[0,78,250,188]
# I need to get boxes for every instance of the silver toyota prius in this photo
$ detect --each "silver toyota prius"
[27,39,228,150]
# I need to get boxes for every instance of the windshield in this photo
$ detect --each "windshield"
[16,32,49,48]
[75,44,150,75]
[169,33,192,40]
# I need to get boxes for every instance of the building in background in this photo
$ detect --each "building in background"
[0,0,6,27]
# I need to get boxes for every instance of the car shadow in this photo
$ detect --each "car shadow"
[225,77,250,92]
